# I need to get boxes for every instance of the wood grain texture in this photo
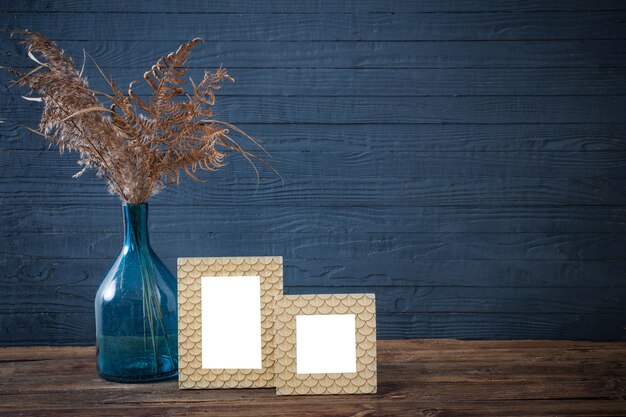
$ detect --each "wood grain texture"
[6,123,626,152]
[5,149,626,179]
[4,204,626,233]
[4,312,625,344]
[0,341,624,416]
[1,1,625,344]
[4,0,626,13]
[3,283,624,315]
[4,39,626,69]
[4,256,626,288]
[5,68,626,97]
[3,176,626,206]
[6,95,626,124]
[4,12,626,41]
[4,231,626,260]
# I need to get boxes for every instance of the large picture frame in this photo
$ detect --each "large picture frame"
[177,256,283,389]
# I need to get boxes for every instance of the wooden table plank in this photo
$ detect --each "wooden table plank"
[0,340,624,416]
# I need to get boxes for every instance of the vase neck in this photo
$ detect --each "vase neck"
[123,203,150,250]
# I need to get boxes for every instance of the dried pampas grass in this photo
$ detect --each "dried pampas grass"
[9,30,267,204]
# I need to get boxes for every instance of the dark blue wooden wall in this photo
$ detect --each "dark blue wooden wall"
[1,1,626,345]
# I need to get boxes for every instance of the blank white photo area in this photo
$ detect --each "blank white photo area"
[295,314,357,374]
[201,275,262,370]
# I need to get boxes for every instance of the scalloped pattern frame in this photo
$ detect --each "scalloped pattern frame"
[177,256,283,389]
[274,294,377,395]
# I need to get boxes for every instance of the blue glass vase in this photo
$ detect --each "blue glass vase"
[95,203,178,383]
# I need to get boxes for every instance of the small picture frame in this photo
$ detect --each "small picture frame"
[274,294,377,395]
[177,256,283,389]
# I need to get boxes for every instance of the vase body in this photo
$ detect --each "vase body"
[95,203,178,382]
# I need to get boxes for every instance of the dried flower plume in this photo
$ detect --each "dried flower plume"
[9,30,267,204]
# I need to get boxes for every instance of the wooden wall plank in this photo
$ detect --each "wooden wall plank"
[5,68,626,97]
[3,231,626,260]
[4,12,626,41]
[3,257,625,288]
[2,284,624,315]
[4,39,626,69]
[5,123,626,152]
[1,312,623,345]
[3,204,626,234]
[4,1,626,13]
[5,96,626,124]
[3,176,626,206]
[378,313,626,340]
[3,150,626,179]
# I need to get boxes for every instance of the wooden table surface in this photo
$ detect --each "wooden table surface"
[0,339,624,416]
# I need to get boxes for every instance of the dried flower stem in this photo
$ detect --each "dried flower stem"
[9,30,267,204]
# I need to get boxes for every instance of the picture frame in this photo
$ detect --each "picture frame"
[177,256,283,389]
[274,293,377,395]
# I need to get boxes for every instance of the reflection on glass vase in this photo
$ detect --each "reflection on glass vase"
[95,203,178,383]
